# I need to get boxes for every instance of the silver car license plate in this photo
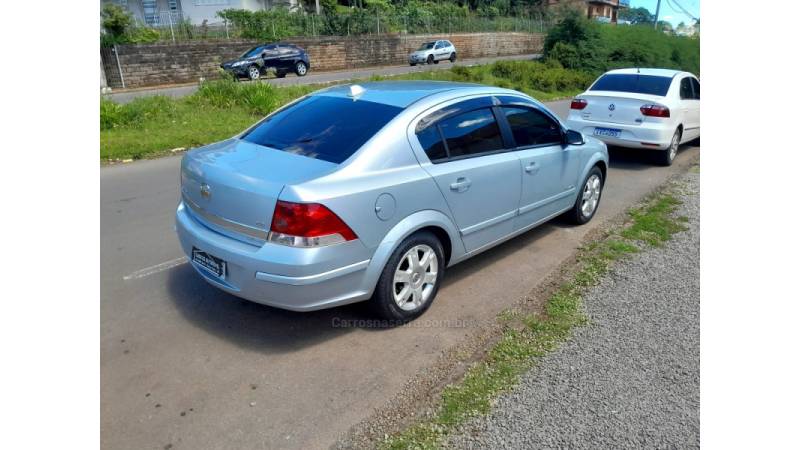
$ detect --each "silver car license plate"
[594,127,621,138]
[192,247,227,280]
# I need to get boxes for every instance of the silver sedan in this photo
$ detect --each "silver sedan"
[176,81,609,320]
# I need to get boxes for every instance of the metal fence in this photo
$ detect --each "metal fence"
[125,11,554,43]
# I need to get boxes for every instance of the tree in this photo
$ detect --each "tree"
[101,3,133,40]
[618,6,654,24]
[656,20,674,34]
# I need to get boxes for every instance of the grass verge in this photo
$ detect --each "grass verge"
[100,60,590,162]
[382,186,688,450]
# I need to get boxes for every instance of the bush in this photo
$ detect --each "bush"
[101,3,133,42]
[490,60,594,93]
[100,96,177,130]
[193,77,279,115]
[100,98,122,131]
[100,2,160,46]
[545,10,700,75]
[217,8,304,40]
[126,27,160,44]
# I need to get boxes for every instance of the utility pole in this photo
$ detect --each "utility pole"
[315,0,320,15]
[654,0,662,29]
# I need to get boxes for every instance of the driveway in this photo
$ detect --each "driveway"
[104,53,541,104]
[100,100,700,449]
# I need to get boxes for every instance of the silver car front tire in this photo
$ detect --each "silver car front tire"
[566,166,604,225]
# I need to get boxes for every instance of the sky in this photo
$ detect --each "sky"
[629,0,700,26]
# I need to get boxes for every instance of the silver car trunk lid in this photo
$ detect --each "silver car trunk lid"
[577,91,666,126]
[181,139,338,243]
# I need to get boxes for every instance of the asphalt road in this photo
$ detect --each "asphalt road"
[100,100,700,450]
[105,53,541,104]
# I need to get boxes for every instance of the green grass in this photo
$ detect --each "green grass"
[100,60,591,162]
[382,187,688,450]
[621,194,688,247]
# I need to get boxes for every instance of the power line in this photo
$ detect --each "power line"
[665,0,699,22]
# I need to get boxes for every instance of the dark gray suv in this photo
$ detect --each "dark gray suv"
[221,43,310,81]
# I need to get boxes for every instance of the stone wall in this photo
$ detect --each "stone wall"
[101,32,544,89]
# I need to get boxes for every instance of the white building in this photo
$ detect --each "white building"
[102,0,299,26]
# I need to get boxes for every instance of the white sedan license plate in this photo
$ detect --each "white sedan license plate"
[594,127,622,138]
[192,247,227,279]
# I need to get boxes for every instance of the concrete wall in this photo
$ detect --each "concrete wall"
[101,32,544,89]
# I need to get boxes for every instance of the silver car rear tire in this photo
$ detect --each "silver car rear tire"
[372,231,444,321]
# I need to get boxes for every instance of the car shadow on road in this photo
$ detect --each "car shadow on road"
[608,146,658,170]
[608,144,696,170]
[167,264,376,354]
[167,219,569,351]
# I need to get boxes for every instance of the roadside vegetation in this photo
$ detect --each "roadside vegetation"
[100,60,590,161]
[100,6,699,161]
[382,184,689,449]
[545,10,699,75]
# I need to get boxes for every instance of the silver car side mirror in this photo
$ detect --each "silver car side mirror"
[564,129,585,146]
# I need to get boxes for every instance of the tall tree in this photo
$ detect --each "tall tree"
[618,6,654,24]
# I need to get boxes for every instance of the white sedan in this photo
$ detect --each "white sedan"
[566,68,700,166]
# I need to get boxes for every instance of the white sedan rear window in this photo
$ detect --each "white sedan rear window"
[590,74,672,96]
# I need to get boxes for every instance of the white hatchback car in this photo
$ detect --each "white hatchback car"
[409,40,457,66]
[566,68,700,165]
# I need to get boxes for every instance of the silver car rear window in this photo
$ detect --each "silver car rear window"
[242,96,403,164]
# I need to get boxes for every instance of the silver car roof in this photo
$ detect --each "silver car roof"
[313,81,488,108]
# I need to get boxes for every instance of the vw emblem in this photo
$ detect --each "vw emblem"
[608,103,616,111]
[200,183,211,199]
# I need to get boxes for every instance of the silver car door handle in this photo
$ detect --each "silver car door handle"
[524,162,539,174]
[449,177,472,192]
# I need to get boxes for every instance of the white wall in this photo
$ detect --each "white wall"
[102,0,300,26]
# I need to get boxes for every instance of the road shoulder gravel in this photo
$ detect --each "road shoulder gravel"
[447,169,700,449]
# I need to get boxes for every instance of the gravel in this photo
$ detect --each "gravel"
[449,170,700,450]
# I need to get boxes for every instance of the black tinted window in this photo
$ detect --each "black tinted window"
[690,78,700,99]
[501,107,562,147]
[680,78,693,99]
[416,125,447,161]
[242,46,263,58]
[590,74,673,96]
[242,96,402,164]
[438,108,503,158]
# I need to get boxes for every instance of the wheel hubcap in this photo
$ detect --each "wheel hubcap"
[393,245,438,311]
[298,63,306,75]
[249,67,259,78]
[581,174,602,217]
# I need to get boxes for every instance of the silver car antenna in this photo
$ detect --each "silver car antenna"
[349,84,366,98]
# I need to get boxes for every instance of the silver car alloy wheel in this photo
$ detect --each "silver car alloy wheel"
[669,132,680,161]
[296,62,307,75]
[581,174,602,217]
[393,244,438,311]
[248,66,260,80]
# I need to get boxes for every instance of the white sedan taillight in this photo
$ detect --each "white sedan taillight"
[570,98,588,110]
[640,104,671,118]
